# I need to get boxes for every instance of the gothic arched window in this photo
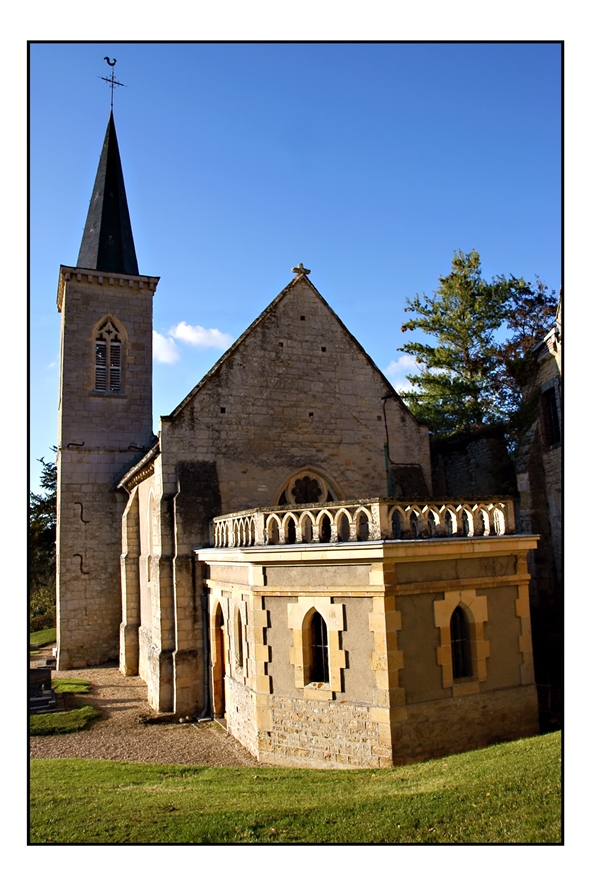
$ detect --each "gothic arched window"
[451,606,472,679]
[309,611,329,683]
[95,319,123,393]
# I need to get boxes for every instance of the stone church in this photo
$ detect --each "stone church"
[55,112,540,768]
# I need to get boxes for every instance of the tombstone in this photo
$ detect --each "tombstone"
[29,667,57,714]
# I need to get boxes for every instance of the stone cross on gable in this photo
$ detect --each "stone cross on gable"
[291,263,311,276]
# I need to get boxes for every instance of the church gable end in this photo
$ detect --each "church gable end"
[160,276,431,513]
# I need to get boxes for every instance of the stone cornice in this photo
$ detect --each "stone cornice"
[117,441,160,491]
[57,265,160,312]
[195,534,540,566]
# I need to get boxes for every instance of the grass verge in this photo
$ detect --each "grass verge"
[30,628,56,647]
[30,705,101,736]
[51,678,90,694]
[30,731,561,844]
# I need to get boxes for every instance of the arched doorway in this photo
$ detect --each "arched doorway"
[212,603,226,718]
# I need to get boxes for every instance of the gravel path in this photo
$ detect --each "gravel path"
[29,665,260,767]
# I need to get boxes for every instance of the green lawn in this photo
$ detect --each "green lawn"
[30,628,56,647]
[29,731,561,844]
[30,705,101,736]
[51,678,90,694]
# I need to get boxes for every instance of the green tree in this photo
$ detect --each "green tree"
[495,276,559,418]
[29,448,57,630]
[398,250,557,439]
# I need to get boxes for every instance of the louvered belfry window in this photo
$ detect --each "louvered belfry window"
[95,320,122,393]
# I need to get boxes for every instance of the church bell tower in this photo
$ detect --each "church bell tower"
[56,111,159,668]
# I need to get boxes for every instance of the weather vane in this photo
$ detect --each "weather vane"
[100,57,126,111]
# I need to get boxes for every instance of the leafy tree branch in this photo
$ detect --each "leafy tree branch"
[398,250,557,444]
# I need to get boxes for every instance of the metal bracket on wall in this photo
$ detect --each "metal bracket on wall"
[73,553,89,575]
[74,502,90,524]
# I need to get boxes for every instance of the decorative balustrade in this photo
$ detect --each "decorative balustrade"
[210,498,516,548]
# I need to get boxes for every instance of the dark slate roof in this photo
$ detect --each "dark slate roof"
[76,112,139,275]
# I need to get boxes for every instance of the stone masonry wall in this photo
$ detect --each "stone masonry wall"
[391,684,539,765]
[57,448,131,667]
[258,696,385,768]
[431,429,517,500]
[158,276,431,532]
[57,272,155,448]
[133,275,430,713]
[515,319,562,727]
[57,271,156,669]
[225,676,258,759]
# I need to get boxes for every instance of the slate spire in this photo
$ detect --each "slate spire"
[76,112,139,275]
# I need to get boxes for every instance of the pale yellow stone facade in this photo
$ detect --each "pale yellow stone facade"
[56,267,158,669]
[195,536,538,768]
[57,269,540,767]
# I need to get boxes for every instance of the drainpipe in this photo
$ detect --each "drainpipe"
[384,443,393,497]
[382,393,394,497]
[198,578,211,721]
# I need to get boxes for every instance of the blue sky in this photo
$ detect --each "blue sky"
[29,41,562,491]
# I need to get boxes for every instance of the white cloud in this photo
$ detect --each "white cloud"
[169,321,233,350]
[384,354,422,392]
[153,331,180,364]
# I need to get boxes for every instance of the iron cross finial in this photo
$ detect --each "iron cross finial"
[100,57,126,111]
[291,263,311,277]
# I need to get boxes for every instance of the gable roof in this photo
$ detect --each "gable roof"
[163,274,425,427]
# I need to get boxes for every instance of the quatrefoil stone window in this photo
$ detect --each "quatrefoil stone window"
[284,472,329,506]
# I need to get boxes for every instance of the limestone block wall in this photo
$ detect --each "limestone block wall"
[138,625,152,684]
[121,274,432,714]
[431,429,517,499]
[56,269,157,670]
[516,427,558,610]
[120,485,140,675]
[57,270,156,449]
[514,319,562,726]
[259,697,384,768]
[533,340,562,585]
[137,477,156,634]
[264,593,375,702]
[225,677,258,758]
[57,447,132,667]
[157,276,431,527]
[390,685,539,765]
[197,536,538,769]
[542,446,562,583]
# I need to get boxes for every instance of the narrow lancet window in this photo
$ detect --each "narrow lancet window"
[235,610,244,669]
[451,606,472,679]
[541,387,561,447]
[309,611,329,683]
